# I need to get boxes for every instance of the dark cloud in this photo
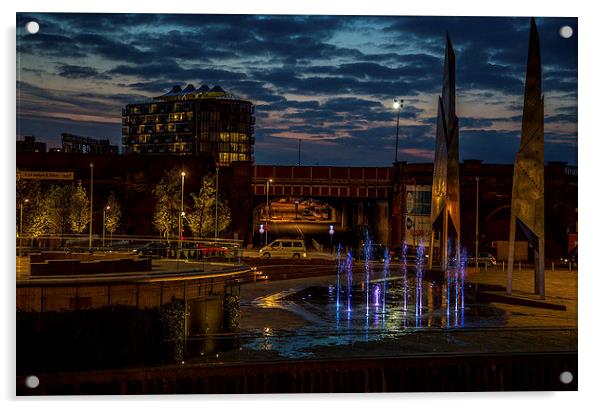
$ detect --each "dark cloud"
[18,33,87,58]
[110,62,247,82]
[15,13,578,166]
[56,64,110,80]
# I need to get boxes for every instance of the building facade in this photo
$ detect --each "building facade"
[16,136,47,153]
[122,84,255,166]
[61,133,118,154]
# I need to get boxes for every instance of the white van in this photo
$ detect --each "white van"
[259,239,307,259]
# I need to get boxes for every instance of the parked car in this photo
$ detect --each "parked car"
[467,252,497,267]
[558,247,577,267]
[353,243,387,262]
[196,242,231,258]
[390,247,430,264]
[132,242,170,257]
[259,239,307,259]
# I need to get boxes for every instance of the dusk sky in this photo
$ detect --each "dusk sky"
[16,13,577,166]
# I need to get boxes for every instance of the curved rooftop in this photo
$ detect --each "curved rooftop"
[154,83,241,101]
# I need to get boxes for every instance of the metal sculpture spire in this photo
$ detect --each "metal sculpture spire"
[428,33,461,271]
[507,17,545,297]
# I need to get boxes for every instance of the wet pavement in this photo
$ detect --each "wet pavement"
[234,263,577,361]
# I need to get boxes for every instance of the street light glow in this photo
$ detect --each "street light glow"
[393,100,401,110]
[181,171,186,177]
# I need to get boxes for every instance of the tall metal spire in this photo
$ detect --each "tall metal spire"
[428,33,461,271]
[507,17,545,297]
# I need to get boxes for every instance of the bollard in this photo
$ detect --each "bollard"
[552,262,555,273]
[502,261,505,272]
[569,262,572,273]
[519,261,522,273]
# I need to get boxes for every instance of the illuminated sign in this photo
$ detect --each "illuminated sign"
[17,171,74,181]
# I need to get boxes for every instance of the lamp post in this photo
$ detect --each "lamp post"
[475,177,480,269]
[179,172,186,253]
[295,199,299,220]
[329,224,335,254]
[102,206,110,248]
[214,167,219,240]
[19,198,29,255]
[265,178,272,245]
[393,99,404,163]
[89,162,94,249]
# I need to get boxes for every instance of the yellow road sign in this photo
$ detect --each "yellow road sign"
[17,170,74,181]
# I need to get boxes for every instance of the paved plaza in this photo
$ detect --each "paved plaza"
[226,263,578,362]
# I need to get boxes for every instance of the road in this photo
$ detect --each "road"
[267,221,337,237]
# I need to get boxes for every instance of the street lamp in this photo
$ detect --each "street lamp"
[393,99,404,163]
[103,206,110,248]
[329,224,335,254]
[89,162,94,249]
[179,172,186,253]
[214,167,219,240]
[19,198,29,255]
[265,178,273,245]
[475,177,480,269]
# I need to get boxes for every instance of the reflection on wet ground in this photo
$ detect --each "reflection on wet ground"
[242,270,507,358]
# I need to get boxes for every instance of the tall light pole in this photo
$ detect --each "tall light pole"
[103,206,110,248]
[214,167,219,240]
[298,139,301,166]
[19,198,29,255]
[89,162,94,249]
[179,171,186,252]
[412,179,418,248]
[265,178,272,245]
[475,177,480,269]
[393,99,404,163]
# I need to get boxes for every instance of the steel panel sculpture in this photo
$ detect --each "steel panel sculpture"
[507,18,545,297]
[428,34,461,271]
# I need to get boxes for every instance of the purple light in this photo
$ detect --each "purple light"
[373,285,381,306]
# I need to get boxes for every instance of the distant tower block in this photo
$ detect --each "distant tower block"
[507,18,545,298]
[428,34,461,271]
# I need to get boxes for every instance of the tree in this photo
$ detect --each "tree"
[16,177,42,236]
[153,168,184,242]
[187,173,231,238]
[104,191,121,237]
[69,182,90,234]
[45,185,74,235]
[188,175,215,238]
[212,199,232,237]
[22,184,48,239]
